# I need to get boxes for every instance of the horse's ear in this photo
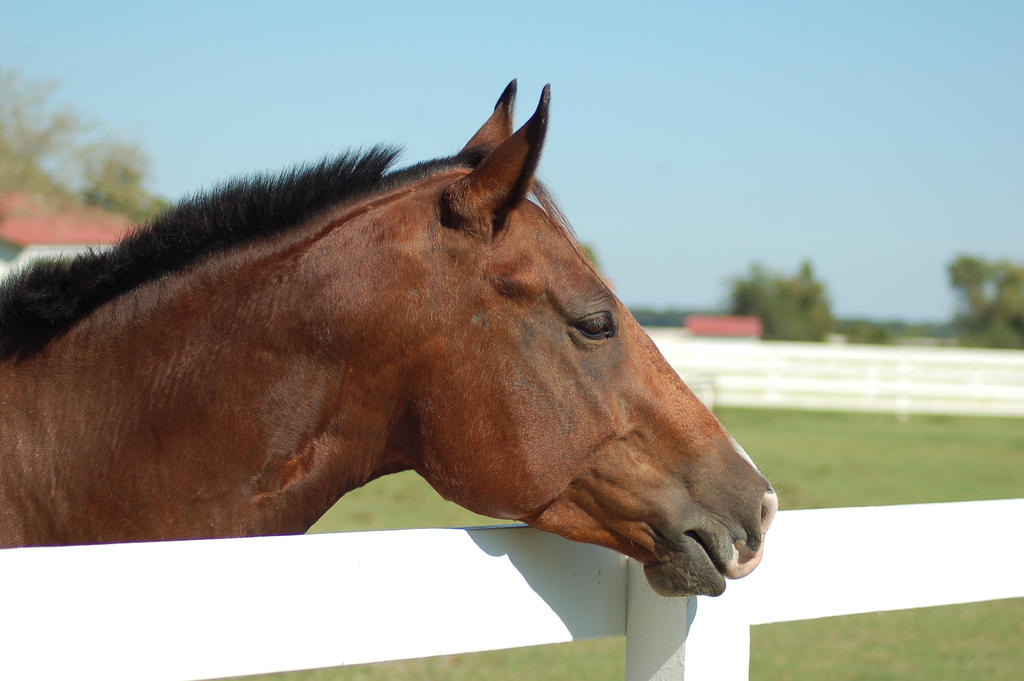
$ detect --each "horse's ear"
[461,80,517,152]
[442,85,550,239]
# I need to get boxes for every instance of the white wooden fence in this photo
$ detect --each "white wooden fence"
[647,329,1024,417]
[1,498,1021,681]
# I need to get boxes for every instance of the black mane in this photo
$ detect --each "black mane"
[0,145,485,359]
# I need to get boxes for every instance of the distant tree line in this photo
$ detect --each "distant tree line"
[629,307,708,327]
[831,318,958,344]
[0,69,166,222]
[625,254,1022,349]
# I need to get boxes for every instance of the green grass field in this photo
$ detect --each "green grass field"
[245,408,1024,681]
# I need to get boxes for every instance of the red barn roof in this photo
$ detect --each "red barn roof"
[685,315,763,338]
[0,193,131,247]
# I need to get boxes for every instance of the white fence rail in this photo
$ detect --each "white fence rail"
[647,329,1024,417]
[1,498,1022,681]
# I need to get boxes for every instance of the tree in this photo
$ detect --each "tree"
[0,70,81,201]
[0,68,165,221]
[728,260,834,341]
[949,254,1024,348]
[79,140,168,222]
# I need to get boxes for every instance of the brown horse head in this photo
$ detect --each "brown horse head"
[0,81,775,596]
[391,83,777,596]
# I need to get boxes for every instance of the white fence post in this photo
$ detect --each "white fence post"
[625,559,751,681]
[624,560,690,680]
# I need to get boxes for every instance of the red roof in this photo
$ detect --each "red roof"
[685,315,763,338]
[0,193,132,246]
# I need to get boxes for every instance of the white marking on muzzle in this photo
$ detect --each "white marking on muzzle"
[721,431,778,580]
[724,490,778,579]
[726,432,758,471]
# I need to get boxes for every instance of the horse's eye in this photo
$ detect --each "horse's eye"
[574,312,616,340]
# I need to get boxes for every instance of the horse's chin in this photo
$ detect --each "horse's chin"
[642,541,727,597]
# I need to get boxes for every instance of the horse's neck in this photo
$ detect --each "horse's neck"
[3,236,411,543]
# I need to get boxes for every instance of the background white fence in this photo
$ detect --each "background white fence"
[2,498,1022,681]
[646,328,1024,417]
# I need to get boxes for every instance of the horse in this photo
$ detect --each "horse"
[0,82,776,597]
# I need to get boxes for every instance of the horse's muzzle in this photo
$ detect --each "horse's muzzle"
[645,488,779,597]
[723,488,778,579]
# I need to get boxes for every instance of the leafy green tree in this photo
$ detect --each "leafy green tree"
[728,260,834,341]
[949,254,1024,348]
[0,68,165,222]
[79,140,168,222]
[0,70,81,201]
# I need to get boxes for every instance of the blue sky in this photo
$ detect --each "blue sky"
[3,1,1021,321]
